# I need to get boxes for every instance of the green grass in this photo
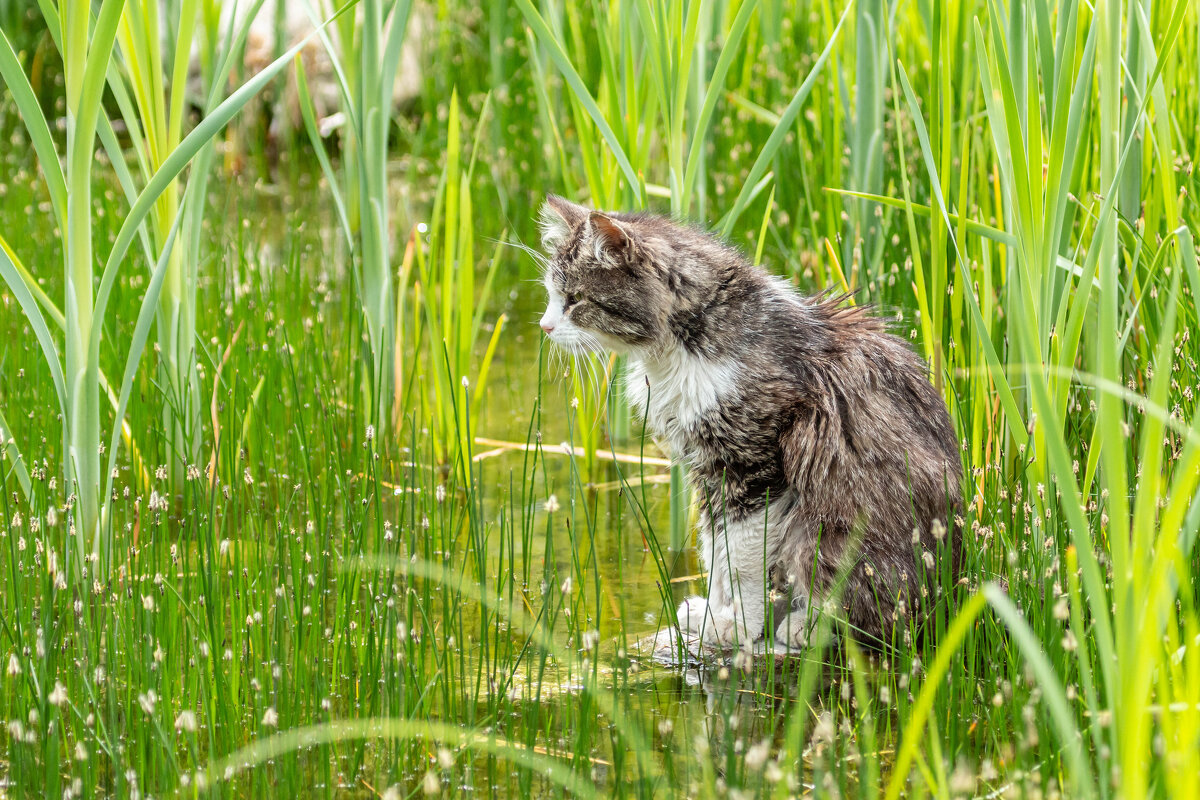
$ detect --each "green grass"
[1,0,1200,797]
[295,0,416,442]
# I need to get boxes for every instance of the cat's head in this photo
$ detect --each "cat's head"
[536,194,670,354]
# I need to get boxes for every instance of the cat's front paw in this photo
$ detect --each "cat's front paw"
[703,606,754,648]
[676,596,711,634]
[677,597,755,648]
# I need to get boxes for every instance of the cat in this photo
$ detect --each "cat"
[536,194,962,649]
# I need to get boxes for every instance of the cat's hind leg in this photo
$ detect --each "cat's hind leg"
[772,592,813,650]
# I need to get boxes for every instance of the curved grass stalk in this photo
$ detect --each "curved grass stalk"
[680,0,760,217]
[342,554,663,785]
[0,29,66,222]
[882,590,989,800]
[200,718,600,798]
[846,0,886,274]
[0,236,68,421]
[57,0,124,570]
[97,185,192,565]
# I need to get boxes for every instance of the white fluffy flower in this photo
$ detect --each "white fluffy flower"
[47,682,68,707]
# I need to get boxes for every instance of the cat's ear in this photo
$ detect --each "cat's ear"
[539,194,588,252]
[587,211,633,263]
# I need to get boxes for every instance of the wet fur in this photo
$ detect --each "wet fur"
[538,195,962,648]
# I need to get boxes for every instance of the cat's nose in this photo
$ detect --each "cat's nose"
[540,323,555,334]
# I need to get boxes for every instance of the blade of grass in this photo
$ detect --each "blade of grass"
[515,0,642,202]
[720,0,852,237]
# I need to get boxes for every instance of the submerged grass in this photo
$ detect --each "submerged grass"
[1,0,1199,797]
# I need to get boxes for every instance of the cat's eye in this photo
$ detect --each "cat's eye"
[563,293,578,310]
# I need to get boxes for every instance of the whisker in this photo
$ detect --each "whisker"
[570,336,609,424]
[587,351,615,437]
[495,238,551,272]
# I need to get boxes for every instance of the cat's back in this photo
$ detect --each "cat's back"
[749,286,960,493]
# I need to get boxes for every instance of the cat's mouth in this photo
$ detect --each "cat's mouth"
[546,330,603,355]
[545,324,630,359]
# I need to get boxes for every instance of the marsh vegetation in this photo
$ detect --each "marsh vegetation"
[0,0,1198,797]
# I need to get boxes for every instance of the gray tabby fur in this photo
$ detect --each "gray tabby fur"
[537,195,962,649]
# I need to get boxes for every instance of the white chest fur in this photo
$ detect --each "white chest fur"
[624,349,740,457]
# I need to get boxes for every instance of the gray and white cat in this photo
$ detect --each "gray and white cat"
[537,195,962,649]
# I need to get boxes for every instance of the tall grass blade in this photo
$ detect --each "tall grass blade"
[514,0,642,203]
[719,0,852,237]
